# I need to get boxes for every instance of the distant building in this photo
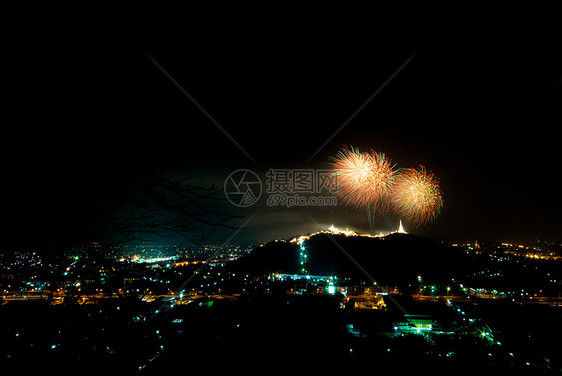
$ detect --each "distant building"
[397,220,407,234]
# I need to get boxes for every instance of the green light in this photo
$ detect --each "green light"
[198,300,214,308]
[299,241,308,274]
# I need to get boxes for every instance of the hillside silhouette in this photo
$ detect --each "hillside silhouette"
[230,233,472,285]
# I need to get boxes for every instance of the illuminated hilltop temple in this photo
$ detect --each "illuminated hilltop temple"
[289,221,407,245]
[397,220,406,234]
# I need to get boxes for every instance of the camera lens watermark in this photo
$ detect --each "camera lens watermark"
[224,168,338,208]
[224,169,262,207]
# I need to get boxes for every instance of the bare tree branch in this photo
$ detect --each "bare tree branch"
[93,168,241,246]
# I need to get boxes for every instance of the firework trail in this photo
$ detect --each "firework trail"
[331,146,398,229]
[330,146,444,230]
[391,165,444,226]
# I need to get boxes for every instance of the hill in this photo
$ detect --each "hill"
[229,232,472,285]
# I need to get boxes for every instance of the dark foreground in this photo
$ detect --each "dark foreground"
[1,294,560,375]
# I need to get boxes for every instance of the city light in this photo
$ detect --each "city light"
[0,232,559,373]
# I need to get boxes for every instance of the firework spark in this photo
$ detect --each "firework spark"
[392,165,443,226]
[331,146,398,215]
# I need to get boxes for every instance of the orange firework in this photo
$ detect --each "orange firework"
[331,146,398,215]
[391,165,443,226]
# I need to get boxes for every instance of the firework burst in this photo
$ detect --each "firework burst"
[331,146,398,215]
[391,165,443,226]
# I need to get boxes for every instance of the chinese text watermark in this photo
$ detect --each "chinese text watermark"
[224,169,337,208]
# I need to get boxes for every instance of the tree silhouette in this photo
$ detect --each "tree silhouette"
[93,168,240,246]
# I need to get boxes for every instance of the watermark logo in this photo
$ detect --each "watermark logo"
[224,169,262,207]
[224,169,338,208]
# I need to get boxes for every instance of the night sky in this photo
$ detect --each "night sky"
[4,18,561,248]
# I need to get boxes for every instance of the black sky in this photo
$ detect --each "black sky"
[3,16,561,247]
